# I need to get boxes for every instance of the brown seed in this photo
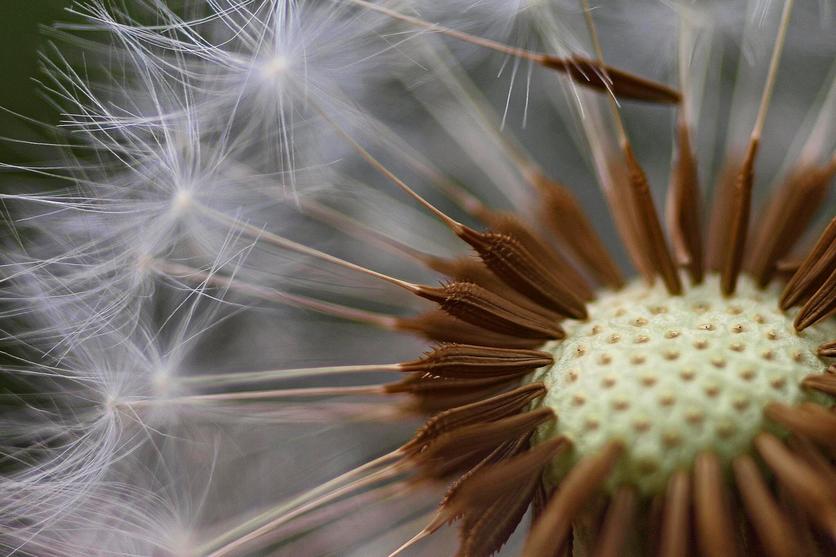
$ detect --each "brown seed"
[521,441,624,557]
[416,282,566,340]
[402,384,547,455]
[755,432,836,537]
[385,373,514,408]
[765,402,836,449]
[539,54,681,104]
[450,437,569,512]
[817,339,836,357]
[456,227,588,319]
[623,145,683,295]
[706,160,741,271]
[733,454,799,557]
[453,438,569,557]
[748,162,835,287]
[658,470,690,557]
[694,452,738,557]
[474,209,594,300]
[413,408,555,479]
[781,217,836,309]
[793,269,836,331]
[533,173,625,289]
[400,343,553,379]
[721,139,759,296]
[591,486,637,557]
[666,119,704,284]
[802,373,836,396]
[425,255,564,321]
[396,310,549,349]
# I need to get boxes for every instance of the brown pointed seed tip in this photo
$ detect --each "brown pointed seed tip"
[522,441,624,557]
[415,282,566,340]
[801,373,836,396]
[455,486,534,557]
[817,339,836,357]
[765,402,836,449]
[780,217,836,310]
[425,256,564,320]
[705,160,740,272]
[413,408,555,480]
[424,255,504,288]
[441,433,532,512]
[395,310,548,349]
[533,172,625,289]
[451,436,569,512]
[445,436,533,555]
[473,209,594,301]
[774,257,802,276]
[755,432,836,539]
[591,485,637,557]
[793,270,835,331]
[540,55,681,104]
[785,435,836,488]
[667,119,704,285]
[603,156,657,282]
[402,383,547,454]
[623,144,683,295]
[456,226,588,319]
[748,163,834,287]
[658,469,690,557]
[453,438,569,557]
[399,344,553,379]
[733,454,798,557]
[694,451,738,557]
[720,139,758,296]
[384,374,519,414]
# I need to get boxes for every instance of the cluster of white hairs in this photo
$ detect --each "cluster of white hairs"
[0,0,833,555]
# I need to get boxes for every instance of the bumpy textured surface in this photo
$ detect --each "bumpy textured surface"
[532,274,835,495]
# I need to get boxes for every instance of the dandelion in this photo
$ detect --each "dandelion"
[1,0,834,556]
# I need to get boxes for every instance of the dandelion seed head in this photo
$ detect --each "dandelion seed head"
[3,0,835,555]
[533,273,835,495]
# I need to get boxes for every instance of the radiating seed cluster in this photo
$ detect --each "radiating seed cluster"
[532,274,835,495]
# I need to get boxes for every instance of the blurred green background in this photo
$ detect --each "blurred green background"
[0,2,69,388]
[0,1,70,157]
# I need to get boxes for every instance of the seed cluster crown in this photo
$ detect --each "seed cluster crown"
[533,274,834,495]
